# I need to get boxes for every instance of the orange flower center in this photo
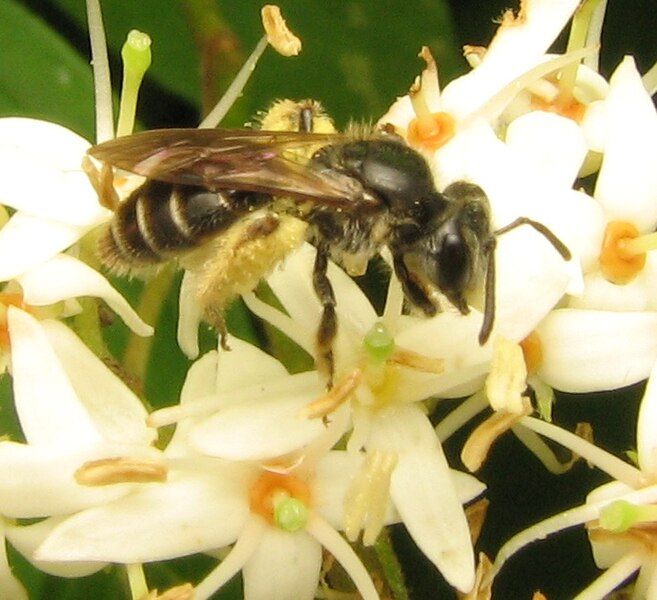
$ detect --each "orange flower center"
[531,95,586,122]
[249,471,311,525]
[407,111,455,151]
[599,221,646,285]
[0,293,32,349]
[519,331,543,375]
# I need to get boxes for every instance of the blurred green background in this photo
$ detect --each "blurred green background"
[0,0,655,598]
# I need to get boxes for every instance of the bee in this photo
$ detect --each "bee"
[89,99,571,383]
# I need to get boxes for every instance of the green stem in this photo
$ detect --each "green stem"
[374,528,409,600]
[122,265,176,382]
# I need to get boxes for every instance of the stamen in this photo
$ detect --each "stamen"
[388,347,444,374]
[599,221,647,284]
[486,337,529,415]
[299,368,362,420]
[463,45,486,68]
[116,30,152,138]
[85,0,114,143]
[344,449,397,545]
[560,0,605,103]
[599,500,657,533]
[261,5,302,57]
[249,471,311,526]
[75,456,168,485]
[127,563,148,600]
[461,400,531,472]
[466,498,490,546]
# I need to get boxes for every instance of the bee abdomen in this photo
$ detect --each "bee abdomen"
[99,180,270,273]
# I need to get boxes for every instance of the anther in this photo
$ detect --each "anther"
[299,368,362,420]
[388,347,444,374]
[75,456,167,485]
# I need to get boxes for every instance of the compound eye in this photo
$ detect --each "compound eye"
[437,232,470,292]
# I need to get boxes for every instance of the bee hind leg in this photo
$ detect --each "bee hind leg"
[313,243,337,388]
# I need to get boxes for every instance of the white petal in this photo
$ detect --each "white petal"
[0,521,27,600]
[440,0,580,120]
[215,337,289,394]
[0,441,134,517]
[569,269,653,312]
[451,470,486,505]
[505,111,587,187]
[377,95,416,133]
[313,451,381,530]
[267,244,376,337]
[36,470,250,562]
[493,227,572,341]
[190,378,327,461]
[0,118,90,171]
[243,528,321,600]
[594,57,657,232]
[536,309,657,392]
[177,270,203,359]
[6,517,106,577]
[18,254,153,336]
[637,357,657,476]
[0,213,87,281]
[367,405,475,593]
[41,319,156,446]
[7,307,101,448]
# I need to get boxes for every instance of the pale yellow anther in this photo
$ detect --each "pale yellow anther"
[461,552,493,600]
[300,369,362,420]
[261,5,302,57]
[486,337,529,415]
[461,398,532,472]
[388,347,444,374]
[463,45,486,68]
[344,449,397,545]
[75,456,168,486]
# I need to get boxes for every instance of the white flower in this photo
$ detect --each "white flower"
[0,118,110,281]
[0,306,159,589]
[36,347,381,600]
[200,244,488,593]
[489,353,657,599]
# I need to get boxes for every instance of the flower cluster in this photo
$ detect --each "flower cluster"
[0,0,656,599]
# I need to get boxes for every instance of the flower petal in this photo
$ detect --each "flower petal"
[505,111,587,188]
[41,319,156,447]
[0,441,135,517]
[0,213,86,281]
[36,470,250,562]
[8,307,101,448]
[177,270,203,359]
[18,254,153,336]
[243,528,322,600]
[0,520,27,600]
[440,0,580,120]
[594,56,657,231]
[215,337,289,394]
[6,517,106,577]
[536,309,657,392]
[190,374,327,461]
[367,405,475,593]
[637,357,657,475]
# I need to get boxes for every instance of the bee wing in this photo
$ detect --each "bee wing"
[89,128,365,205]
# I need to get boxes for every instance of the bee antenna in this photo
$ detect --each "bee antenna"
[494,217,571,260]
[479,238,497,345]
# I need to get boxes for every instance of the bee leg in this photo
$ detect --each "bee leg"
[479,237,497,345]
[313,243,337,388]
[392,252,438,317]
[81,156,120,211]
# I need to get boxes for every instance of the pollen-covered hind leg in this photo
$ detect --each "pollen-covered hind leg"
[313,243,337,388]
